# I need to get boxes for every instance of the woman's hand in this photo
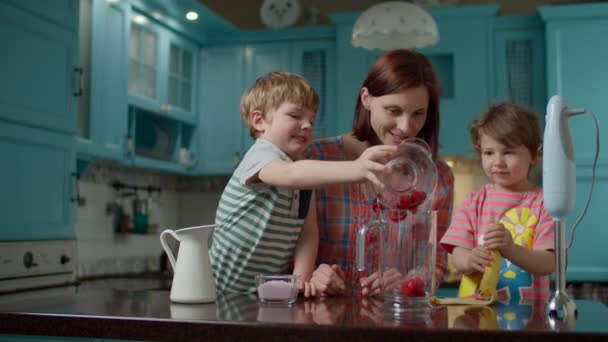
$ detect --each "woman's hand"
[360,268,403,296]
[483,223,514,256]
[353,145,397,188]
[309,264,346,296]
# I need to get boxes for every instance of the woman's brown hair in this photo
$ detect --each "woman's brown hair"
[352,49,442,158]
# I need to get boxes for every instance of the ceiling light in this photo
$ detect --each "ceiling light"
[133,14,148,25]
[186,11,199,21]
[152,11,163,20]
[352,1,439,50]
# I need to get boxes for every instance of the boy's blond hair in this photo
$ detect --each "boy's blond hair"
[240,71,319,139]
[470,102,543,157]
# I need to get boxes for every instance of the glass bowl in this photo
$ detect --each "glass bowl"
[378,138,438,210]
[255,274,299,305]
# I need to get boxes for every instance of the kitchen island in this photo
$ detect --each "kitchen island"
[0,286,606,341]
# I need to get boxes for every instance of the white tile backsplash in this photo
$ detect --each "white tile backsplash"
[76,161,226,278]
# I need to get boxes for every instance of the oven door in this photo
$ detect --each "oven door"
[0,240,77,293]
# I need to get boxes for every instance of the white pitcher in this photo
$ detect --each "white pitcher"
[160,225,216,303]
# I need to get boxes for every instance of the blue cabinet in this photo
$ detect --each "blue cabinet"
[77,1,200,174]
[0,0,78,240]
[1,0,79,31]
[0,1,79,134]
[77,0,129,161]
[493,16,546,116]
[331,5,499,157]
[540,3,608,282]
[199,45,245,174]
[127,10,198,124]
[0,121,76,240]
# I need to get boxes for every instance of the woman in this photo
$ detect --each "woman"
[307,49,455,296]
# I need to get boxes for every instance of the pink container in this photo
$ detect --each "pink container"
[255,274,299,305]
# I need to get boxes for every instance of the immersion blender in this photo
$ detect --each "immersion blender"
[543,95,585,328]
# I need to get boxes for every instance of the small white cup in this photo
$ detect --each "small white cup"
[179,148,198,168]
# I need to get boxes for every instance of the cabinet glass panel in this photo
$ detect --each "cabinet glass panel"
[302,50,327,139]
[128,23,157,99]
[167,43,193,111]
[506,39,533,107]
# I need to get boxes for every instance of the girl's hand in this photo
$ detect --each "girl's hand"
[353,145,397,188]
[467,245,492,273]
[309,264,346,296]
[483,223,514,255]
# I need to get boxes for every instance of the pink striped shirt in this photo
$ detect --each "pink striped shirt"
[440,184,554,300]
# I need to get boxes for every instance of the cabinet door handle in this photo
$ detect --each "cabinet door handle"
[73,67,83,97]
[70,172,83,205]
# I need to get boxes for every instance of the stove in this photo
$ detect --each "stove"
[0,240,78,294]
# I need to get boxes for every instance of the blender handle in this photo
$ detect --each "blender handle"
[356,225,369,272]
[160,229,180,270]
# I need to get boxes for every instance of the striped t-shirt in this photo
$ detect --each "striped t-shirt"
[440,184,554,300]
[210,139,310,294]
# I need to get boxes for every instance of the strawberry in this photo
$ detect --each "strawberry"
[401,276,426,297]
[397,190,428,211]
[396,194,411,209]
[372,196,385,213]
[388,210,407,222]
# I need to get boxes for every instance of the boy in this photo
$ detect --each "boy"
[210,72,396,296]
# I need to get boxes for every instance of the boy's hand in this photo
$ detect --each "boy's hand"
[353,145,398,188]
[309,264,346,296]
[467,245,493,273]
[483,223,514,256]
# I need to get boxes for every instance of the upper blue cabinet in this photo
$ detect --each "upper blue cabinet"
[539,3,608,282]
[0,0,79,134]
[127,10,198,124]
[77,0,129,161]
[2,0,79,31]
[331,5,500,157]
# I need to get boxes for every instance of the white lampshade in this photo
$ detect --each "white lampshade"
[352,1,439,50]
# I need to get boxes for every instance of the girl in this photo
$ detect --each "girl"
[440,102,555,301]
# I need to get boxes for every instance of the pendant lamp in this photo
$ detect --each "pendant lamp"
[352,1,439,50]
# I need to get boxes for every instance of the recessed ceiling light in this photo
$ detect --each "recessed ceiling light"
[152,11,163,20]
[105,0,119,3]
[133,14,148,25]
[186,11,198,21]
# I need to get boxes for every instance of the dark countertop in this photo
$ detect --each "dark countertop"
[0,279,607,342]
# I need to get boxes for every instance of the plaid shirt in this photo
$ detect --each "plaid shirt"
[307,136,455,294]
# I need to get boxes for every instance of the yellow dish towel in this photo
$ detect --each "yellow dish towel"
[432,250,501,305]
